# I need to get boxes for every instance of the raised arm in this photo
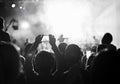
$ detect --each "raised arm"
[49,34,64,70]
[24,35,43,75]
[27,35,43,56]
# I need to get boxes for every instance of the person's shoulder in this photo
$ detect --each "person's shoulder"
[0,30,9,35]
[0,30,4,34]
[3,31,10,37]
[1,31,11,41]
[107,44,117,51]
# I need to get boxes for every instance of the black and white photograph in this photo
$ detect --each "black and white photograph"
[0,0,119,84]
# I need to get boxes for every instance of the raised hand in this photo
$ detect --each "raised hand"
[49,34,56,46]
[49,34,63,71]
[26,34,43,57]
[35,34,44,43]
[10,18,16,23]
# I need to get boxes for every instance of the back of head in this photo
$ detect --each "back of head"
[58,42,67,54]
[34,51,55,74]
[91,50,118,84]
[0,42,19,83]
[65,44,83,65]
[102,33,113,44]
[0,17,4,30]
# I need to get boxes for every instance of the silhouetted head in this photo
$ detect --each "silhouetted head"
[65,44,83,66]
[102,33,113,44]
[34,51,55,74]
[58,42,67,54]
[0,17,4,30]
[92,50,117,83]
[0,42,19,83]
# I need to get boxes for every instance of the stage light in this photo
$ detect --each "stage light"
[20,21,30,30]
[11,4,16,8]
[19,6,23,9]
[43,0,92,40]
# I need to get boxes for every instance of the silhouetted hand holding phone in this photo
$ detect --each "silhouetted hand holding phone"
[35,34,44,43]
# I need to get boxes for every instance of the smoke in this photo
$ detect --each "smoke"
[42,0,120,47]
[7,0,120,48]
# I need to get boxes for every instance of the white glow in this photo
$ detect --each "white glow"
[8,0,120,48]
[11,4,16,8]
[42,0,92,41]
[19,6,23,9]
[86,51,92,58]
[20,21,30,30]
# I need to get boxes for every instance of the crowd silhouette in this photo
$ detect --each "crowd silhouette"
[0,17,119,84]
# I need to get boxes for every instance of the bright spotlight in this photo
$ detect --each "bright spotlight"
[11,4,16,8]
[20,21,30,30]
[19,6,23,9]
[43,0,92,40]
